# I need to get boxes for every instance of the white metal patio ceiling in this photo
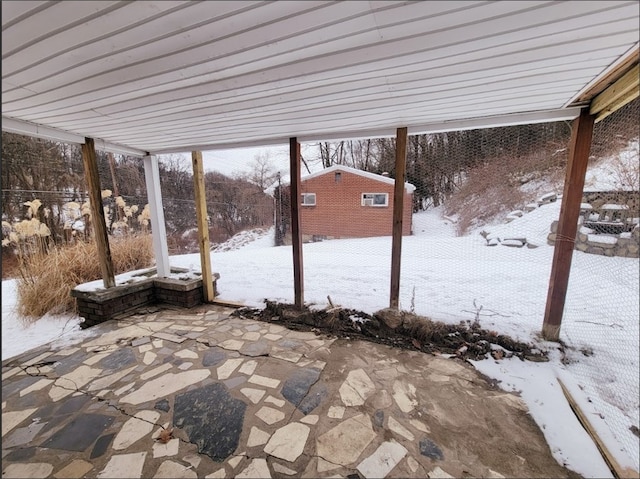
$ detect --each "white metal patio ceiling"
[2,1,639,157]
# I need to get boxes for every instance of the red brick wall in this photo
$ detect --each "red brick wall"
[299,170,412,238]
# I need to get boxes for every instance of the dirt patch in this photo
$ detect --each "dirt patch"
[233,301,548,362]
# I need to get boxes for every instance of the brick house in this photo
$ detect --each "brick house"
[272,165,415,245]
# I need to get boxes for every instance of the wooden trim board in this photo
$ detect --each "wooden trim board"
[557,378,639,479]
[591,63,640,123]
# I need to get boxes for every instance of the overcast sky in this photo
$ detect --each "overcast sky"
[203,145,290,177]
[159,143,321,179]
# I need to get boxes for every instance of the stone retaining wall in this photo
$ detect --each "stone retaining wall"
[582,190,640,212]
[547,220,640,258]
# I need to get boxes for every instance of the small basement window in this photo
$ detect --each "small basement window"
[301,193,316,206]
[361,193,388,207]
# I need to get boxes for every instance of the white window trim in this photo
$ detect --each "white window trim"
[361,193,389,207]
[301,193,316,206]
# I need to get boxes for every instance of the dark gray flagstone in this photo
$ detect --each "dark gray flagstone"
[4,446,36,461]
[298,382,327,414]
[173,383,246,462]
[419,437,444,460]
[99,348,136,370]
[2,376,40,399]
[202,348,227,367]
[90,433,115,459]
[40,413,115,452]
[154,399,171,412]
[51,350,88,375]
[55,395,90,416]
[281,367,323,413]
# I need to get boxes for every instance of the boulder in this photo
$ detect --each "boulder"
[502,239,525,248]
[547,233,557,245]
[538,192,557,205]
[374,308,403,330]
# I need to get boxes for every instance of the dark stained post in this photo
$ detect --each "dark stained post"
[192,151,215,302]
[390,127,408,309]
[81,137,116,288]
[289,138,304,309]
[542,108,595,341]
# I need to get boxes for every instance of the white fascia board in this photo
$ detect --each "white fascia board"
[92,139,146,157]
[150,109,581,154]
[1,116,146,157]
[408,108,583,135]
[150,137,289,155]
[297,128,397,144]
[2,116,84,144]
[149,129,397,155]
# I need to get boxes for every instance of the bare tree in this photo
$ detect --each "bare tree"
[246,152,279,190]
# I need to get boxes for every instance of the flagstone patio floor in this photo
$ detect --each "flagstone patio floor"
[2,304,578,478]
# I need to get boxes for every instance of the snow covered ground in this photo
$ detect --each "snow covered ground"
[2,195,638,477]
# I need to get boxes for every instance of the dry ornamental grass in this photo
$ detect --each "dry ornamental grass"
[16,234,154,321]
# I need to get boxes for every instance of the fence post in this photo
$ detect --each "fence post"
[390,127,408,309]
[542,108,595,341]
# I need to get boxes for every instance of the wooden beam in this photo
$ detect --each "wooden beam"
[591,63,639,123]
[542,108,594,341]
[390,127,408,309]
[191,151,215,302]
[558,378,639,479]
[81,137,115,289]
[143,155,171,278]
[289,137,304,309]
[574,46,639,105]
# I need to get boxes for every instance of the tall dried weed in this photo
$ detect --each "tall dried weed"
[16,234,153,321]
[445,153,565,236]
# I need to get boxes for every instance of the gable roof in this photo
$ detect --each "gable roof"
[301,165,416,193]
[2,1,638,157]
[264,165,415,195]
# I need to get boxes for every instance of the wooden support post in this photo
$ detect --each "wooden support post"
[191,151,215,302]
[542,108,594,341]
[81,137,115,288]
[143,155,170,278]
[289,138,304,309]
[390,127,408,309]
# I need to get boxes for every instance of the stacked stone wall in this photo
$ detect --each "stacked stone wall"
[548,220,640,258]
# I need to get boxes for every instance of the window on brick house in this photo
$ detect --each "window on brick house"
[361,193,388,207]
[301,193,316,206]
